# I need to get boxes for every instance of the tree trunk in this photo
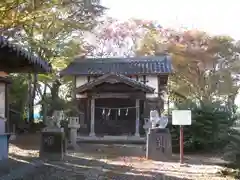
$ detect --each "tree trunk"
[42,83,48,125]
[28,73,37,126]
[49,80,61,115]
[28,73,32,123]
[28,0,37,126]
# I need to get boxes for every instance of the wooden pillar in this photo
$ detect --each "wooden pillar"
[90,98,95,136]
[135,99,140,137]
[72,76,76,99]
[5,83,9,132]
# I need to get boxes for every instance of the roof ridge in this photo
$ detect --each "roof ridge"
[74,58,168,64]
[60,55,172,76]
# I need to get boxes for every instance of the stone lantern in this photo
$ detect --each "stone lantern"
[68,117,80,149]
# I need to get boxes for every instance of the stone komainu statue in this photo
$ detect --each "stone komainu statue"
[144,97,164,118]
[46,110,65,128]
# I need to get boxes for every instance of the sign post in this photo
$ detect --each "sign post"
[179,125,184,164]
[172,110,191,164]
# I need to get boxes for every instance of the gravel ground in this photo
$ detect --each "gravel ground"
[11,153,232,180]
[0,135,234,180]
[1,143,233,180]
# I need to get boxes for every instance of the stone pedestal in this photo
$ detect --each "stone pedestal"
[40,127,65,160]
[146,128,172,161]
[68,117,80,149]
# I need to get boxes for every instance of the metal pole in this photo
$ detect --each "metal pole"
[180,125,184,164]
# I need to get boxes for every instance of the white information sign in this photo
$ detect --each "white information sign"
[172,110,191,125]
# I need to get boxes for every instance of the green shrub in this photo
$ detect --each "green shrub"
[170,101,237,153]
[223,128,240,165]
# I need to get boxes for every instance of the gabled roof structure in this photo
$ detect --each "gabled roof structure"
[76,73,155,94]
[60,55,172,76]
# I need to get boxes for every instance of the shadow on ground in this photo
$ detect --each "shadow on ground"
[16,154,186,180]
[75,143,227,166]
[0,133,41,177]
[9,133,41,151]
[9,133,228,166]
[0,153,41,179]
[5,133,227,179]
[0,157,29,177]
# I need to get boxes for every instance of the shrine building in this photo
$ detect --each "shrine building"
[60,55,172,141]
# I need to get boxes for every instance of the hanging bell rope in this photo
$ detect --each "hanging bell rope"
[96,106,140,117]
[125,108,128,116]
[95,106,139,110]
[107,109,111,116]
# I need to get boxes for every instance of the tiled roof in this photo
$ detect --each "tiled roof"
[60,55,172,76]
[76,73,155,93]
[0,36,52,73]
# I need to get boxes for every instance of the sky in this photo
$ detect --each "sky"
[101,0,240,106]
[101,0,240,40]
[33,1,240,115]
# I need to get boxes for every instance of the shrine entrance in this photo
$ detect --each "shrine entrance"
[75,73,155,140]
[95,98,136,136]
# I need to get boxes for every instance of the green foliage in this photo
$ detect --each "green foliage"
[223,125,240,165]
[39,93,68,117]
[1,0,106,125]
[9,74,28,118]
[170,101,237,152]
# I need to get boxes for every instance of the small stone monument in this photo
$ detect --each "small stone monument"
[40,110,66,160]
[146,110,172,161]
[68,117,80,149]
